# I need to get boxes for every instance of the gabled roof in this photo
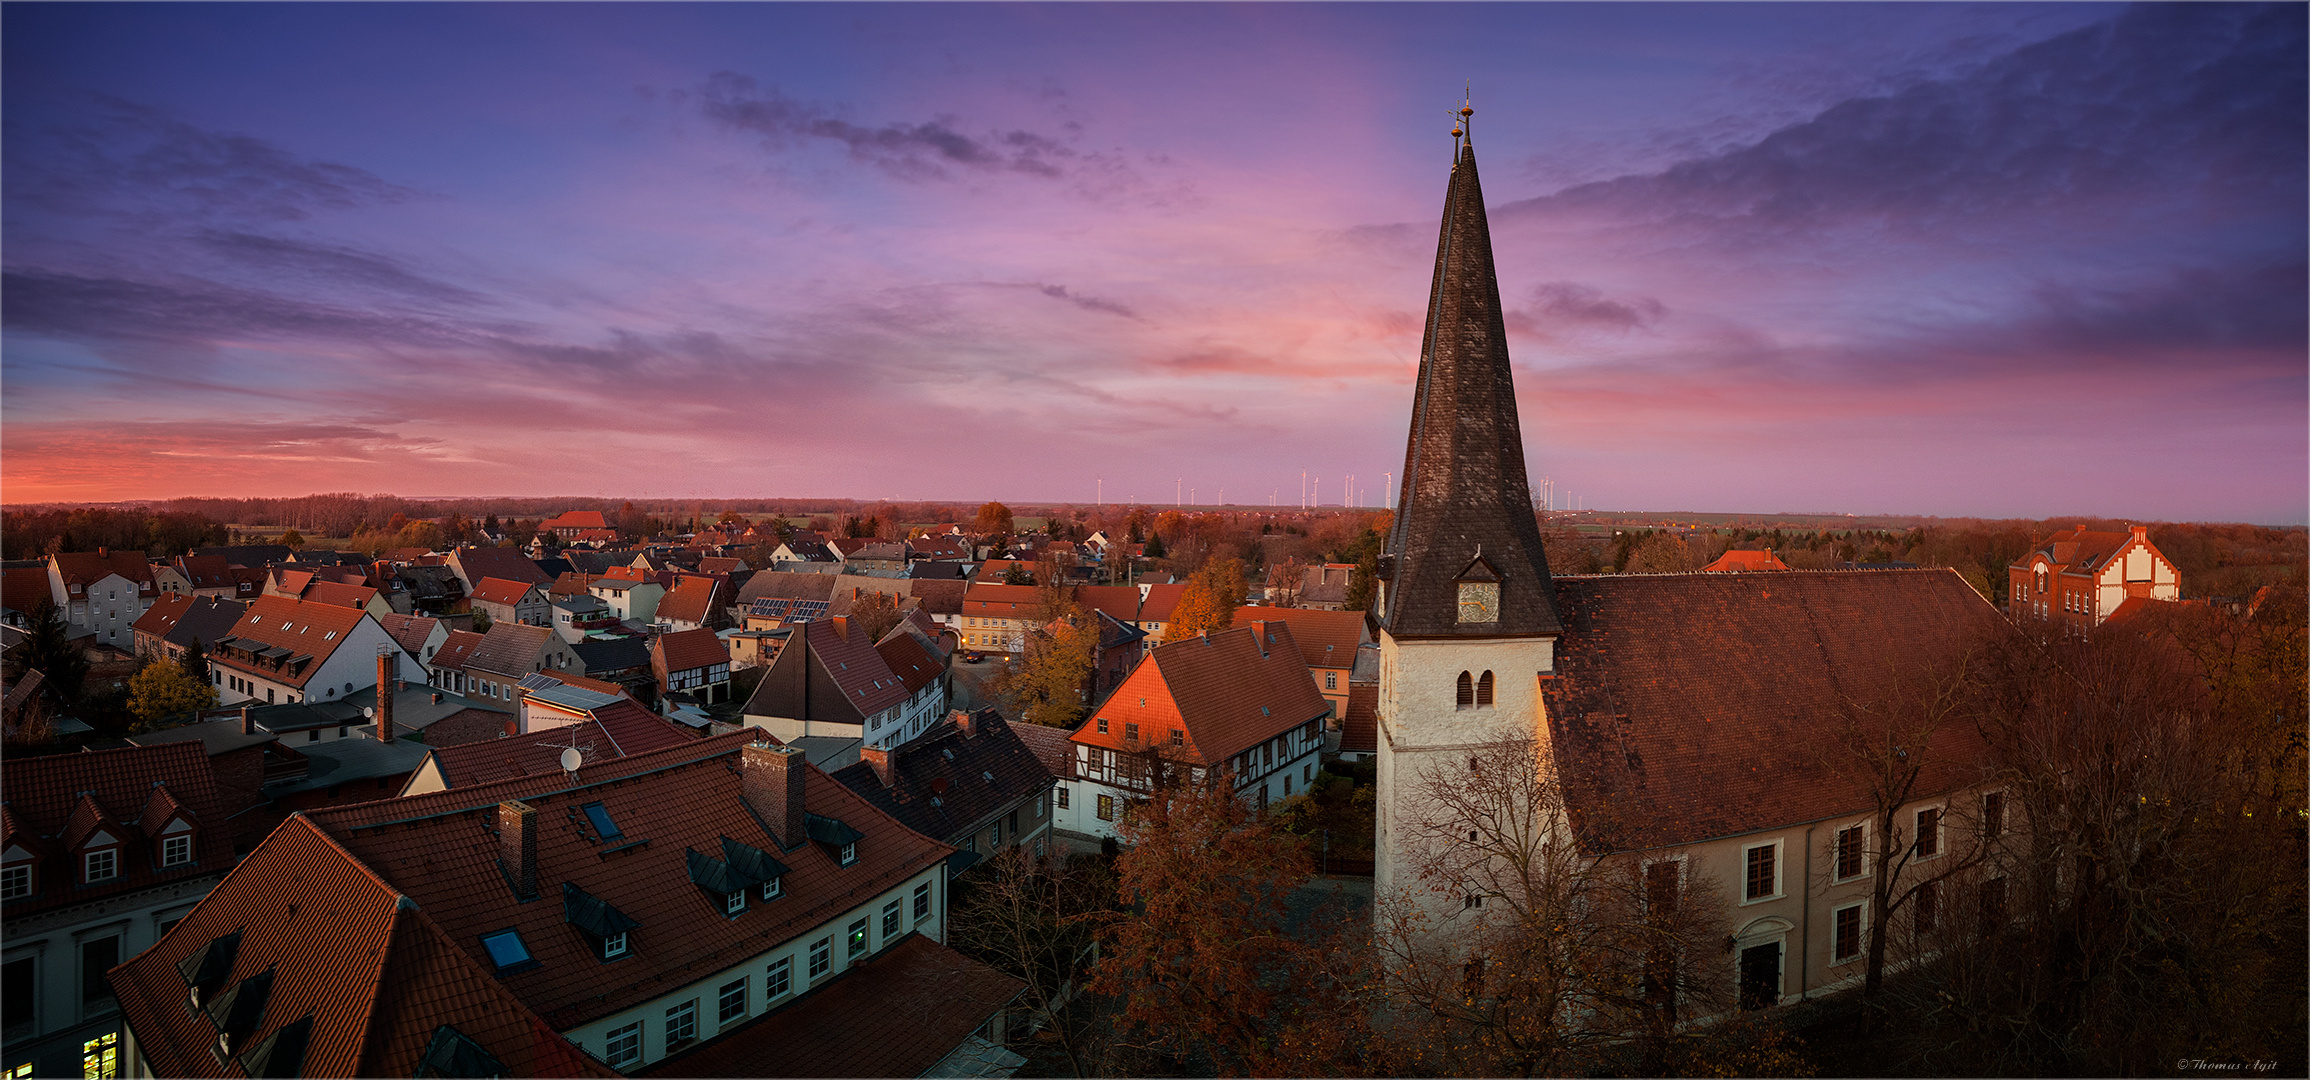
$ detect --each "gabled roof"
[194,544,295,567]
[451,546,552,587]
[544,510,610,530]
[302,732,953,1027]
[960,582,1042,618]
[1076,621,1331,766]
[741,619,904,725]
[301,580,380,610]
[107,816,611,1079]
[1381,142,1561,639]
[466,622,556,678]
[431,629,486,674]
[874,629,943,696]
[417,700,697,790]
[169,554,236,589]
[1137,582,1189,623]
[1009,717,1076,779]
[833,711,1054,844]
[653,627,728,674]
[1238,605,1367,668]
[214,596,370,688]
[51,549,157,589]
[1699,548,1793,573]
[470,576,542,607]
[736,570,841,605]
[656,575,726,626]
[131,592,197,639]
[1541,569,2006,850]
[2014,526,2144,576]
[571,635,652,675]
[376,613,441,656]
[1075,585,1143,625]
[2,566,50,616]
[1,741,233,917]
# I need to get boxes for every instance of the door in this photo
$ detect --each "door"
[1739,941,1781,1010]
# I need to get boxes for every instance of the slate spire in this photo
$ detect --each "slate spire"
[1380,138,1562,639]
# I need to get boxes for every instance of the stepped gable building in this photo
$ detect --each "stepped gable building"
[1372,120,2018,1015]
[2007,524,2179,632]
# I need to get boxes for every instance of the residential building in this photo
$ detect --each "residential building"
[111,733,1019,1078]
[446,546,551,596]
[656,575,729,634]
[400,697,697,795]
[45,550,159,650]
[832,709,1058,864]
[652,628,735,706]
[959,583,1039,653]
[1699,548,1793,572]
[463,623,582,707]
[3,743,234,1080]
[376,613,448,672]
[571,636,656,703]
[542,509,611,540]
[206,596,414,709]
[1061,621,1331,841]
[552,595,622,642]
[426,629,487,697]
[472,576,552,628]
[589,577,666,624]
[741,618,949,750]
[1237,605,1367,717]
[2007,525,2180,631]
[128,595,246,668]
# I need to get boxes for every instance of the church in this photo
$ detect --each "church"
[1371,117,2008,1012]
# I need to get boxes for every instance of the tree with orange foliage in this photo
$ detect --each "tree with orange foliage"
[1161,557,1246,642]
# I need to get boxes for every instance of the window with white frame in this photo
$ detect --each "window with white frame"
[83,848,117,884]
[717,977,747,1023]
[913,882,931,922]
[1832,902,1865,962]
[808,938,830,979]
[601,932,627,960]
[882,899,901,940]
[1097,795,1115,821]
[847,917,869,958]
[604,1022,641,1068]
[766,956,791,1000]
[839,842,857,866]
[1,864,30,899]
[725,890,746,915]
[161,834,192,867]
[1833,823,1866,881]
[664,999,696,1046]
[760,876,782,901]
[1742,839,1781,902]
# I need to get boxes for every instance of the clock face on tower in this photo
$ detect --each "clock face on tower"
[1457,581,1499,624]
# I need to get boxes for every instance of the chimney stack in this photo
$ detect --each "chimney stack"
[860,743,894,787]
[497,800,537,899]
[239,705,255,736]
[951,708,977,738]
[376,651,396,743]
[742,741,808,847]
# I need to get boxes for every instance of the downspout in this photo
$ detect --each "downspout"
[1800,823,1816,1002]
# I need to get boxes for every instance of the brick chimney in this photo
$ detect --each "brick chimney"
[1248,619,1270,658]
[950,708,976,738]
[239,705,255,736]
[376,651,396,743]
[742,741,808,847]
[860,743,894,787]
[498,800,537,899]
[2131,525,2148,541]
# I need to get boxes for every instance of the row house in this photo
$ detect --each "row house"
[206,596,415,709]
[741,617,948,750]
[471,576,552,628]
[2007,525,2180,632]
[1058,621,1332,841]
[149,555,262,603]
[832,708,1059,865]
[461,623,582,707]
[128,595,246,668]
[111,734,1022,1078]
[651,628,734,706]
[3,743,234,1080]
[46,550,158,650]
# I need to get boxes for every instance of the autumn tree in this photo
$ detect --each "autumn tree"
[1621,531,1695,574]
[279,528,306,550]
[847,589,903,643]
[1161,557,1246,642]
[975,501,1015,538]
[950,848,1122,1076]
[128,660,219,726]
[178,637,211,685]
[998,597,1098,729]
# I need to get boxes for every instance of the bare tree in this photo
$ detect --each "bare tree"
[949,848,1121,1077]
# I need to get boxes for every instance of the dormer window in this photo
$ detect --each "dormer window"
[761,876,783,901]
[2,862,32,900]
[725,890,748,915]
[839,842,857,866]
[161,834,192,867]
[84,848,117,883]
[601,932,628,959]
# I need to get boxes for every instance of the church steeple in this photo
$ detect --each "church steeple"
[1380,130,1561,639]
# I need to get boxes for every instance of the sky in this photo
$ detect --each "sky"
[3,2,2303,523]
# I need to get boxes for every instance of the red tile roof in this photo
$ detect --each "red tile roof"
[638,934,1022,1078]
[1009,718,1077,779]
[132,591,197,639]
[2,566,51,616]
[1542,569,2007,850]
[653,626,727,674]
[108,816,610,1079]
[874,629,942,696]
[377,613,441,656]
[215,595,368,689]
[544,510,610,531]
[1698,548,1793,572]
[960,582,1042,618]
[50,549,156,589]
[1137,582,1189,623]
[417,700,698,789]
[470,576,540,608]
[1238,605,1366,669]
[1,741,233,918]
[1075,621,1331,767]
[302,579,380,609]
[432,629,485,674]
[306,732,954,1027]
[1339,682,1378,755]
[452,546,553,587]
[656,575,725,626]
[169,554,236,590]
[832,711,1053,845]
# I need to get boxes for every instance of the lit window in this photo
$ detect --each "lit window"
[161,835,192,867]
[83,849,116,884]
[604,1022,641,1068]
[81,1032,117,1080]
[1097,795,1116,821]
[847,917,868,958]
[808,938,830,979]
[766,957,791,999]
[9,1062,35,1079]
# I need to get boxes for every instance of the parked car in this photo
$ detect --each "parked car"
[963,650,984,663]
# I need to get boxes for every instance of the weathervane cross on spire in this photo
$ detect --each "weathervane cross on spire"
[1451,83,1473,151]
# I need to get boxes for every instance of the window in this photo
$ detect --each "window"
[838,842,857,866]
[1834,824,1865,880]
[760,877,782,901]
[81,1031,117,1080]
[161,834,192,868]
[4,957,33,1032]
[79,936,118,1012]
[1914,808,1940,858]
[479,930,534,972]
[1462,894,1483,910]
[1056,785,1069,809]
[1979,877,2008,928]
[725,890,747,915]
[1169,728,1183,747]
[2,864,30,900]
[1324,671,1337,690]
[604,1022,641,1068]
[1124,722,1139,742]
[847,917,869,958]
[1743,841,1778,901]
[10,1063,35,1079]
[306,729,319,743]
[602,932,627,960]
[914,882,932,921]
[1982,792,2005,839]
[766,957,791,1000]
[718,978,748,1023]
[1833,903,1864,961]
[808,938,830,979]
[1096,717,1109,734]
[1914,879,1939,934]
[1456,671,1473,709]
[1097,795,1116,821]
[664,999,697,1047]
[83,849,116,884]
[1476,670,1494,707]
[582,802,623,841]
[882,899,901,940]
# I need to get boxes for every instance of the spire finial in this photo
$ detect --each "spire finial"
[1453,83,1474,151]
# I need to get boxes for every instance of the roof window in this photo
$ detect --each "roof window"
[581,802,622,841]
[478,929,536,973]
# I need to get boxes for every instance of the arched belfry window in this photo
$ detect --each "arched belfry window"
[1476,671,1495,707]
[1456,671,1474,710]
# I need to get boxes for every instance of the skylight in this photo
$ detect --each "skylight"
[479,930,532,971]
[582,802,622,841]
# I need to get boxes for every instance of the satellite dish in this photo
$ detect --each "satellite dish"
[559,747,583,773]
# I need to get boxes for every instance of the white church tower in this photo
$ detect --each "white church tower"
[1373,111,1563,919]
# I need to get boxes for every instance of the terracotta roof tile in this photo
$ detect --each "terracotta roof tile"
[1238,605,1366,668]
[215,595,367,689]
[1136,582,1188,623]
[2,566,51,616]
[302,580,380,609]
[873,630,942,696]
[1698,549,1793,572]
[654,626,728,674]
[132,592,196,638]
[470,576,541,608]
[1076,621,1330,766]
[432,629,485,674]
[544,510,610,531]
[377,613,441,656]
[418,700,698,789]
[831,711,1053,844]
[1009,718,1077,779]
[51,549,157,589]
[656,575,725,626]
[2,741,234,918]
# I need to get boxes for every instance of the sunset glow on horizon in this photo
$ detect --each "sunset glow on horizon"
[5,3,2304,523]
